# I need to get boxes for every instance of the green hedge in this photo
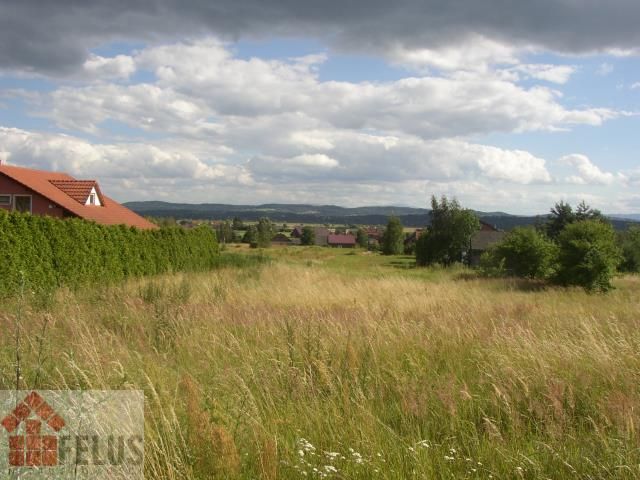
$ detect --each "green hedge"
[0,210,219,297]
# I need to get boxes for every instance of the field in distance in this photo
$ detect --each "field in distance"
[1,247,639,479]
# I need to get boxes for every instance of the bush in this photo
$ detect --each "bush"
[554,220,621,292]
[0,210,219,298]
[481,227,557,279]
[619,227,640,273]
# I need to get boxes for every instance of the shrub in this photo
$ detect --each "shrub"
[481,227,557,279]
[0,210,219,298]
[554,220,621,292]
[619,226,640,273]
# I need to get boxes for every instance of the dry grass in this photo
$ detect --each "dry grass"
[1,251,640,479]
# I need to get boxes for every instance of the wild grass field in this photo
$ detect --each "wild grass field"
[1,247,640,479]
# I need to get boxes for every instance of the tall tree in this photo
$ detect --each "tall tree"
[545,200,605,240]
[232,217,245,230]
[300,226,315,246]
[545,201,575,240]
[255,217,275,248]
[356,228,369,248]
[416,195,479,266]
[381,216,404,255]
[216,220,234,244]
[575,200,604,222]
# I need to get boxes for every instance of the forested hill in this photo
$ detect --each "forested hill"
[124,201,638,230]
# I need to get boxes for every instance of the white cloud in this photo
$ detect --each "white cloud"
[0,127,253,187]
[560,154,618,185]
[39,39,620,143]
[0,39,633,213]
[388,35,520,72]
[287,154,339,168]
[514,64,576,84]
[631,82,640,90]
[82,54,136,80]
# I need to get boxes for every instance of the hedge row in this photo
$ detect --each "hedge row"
[0,210,219,297]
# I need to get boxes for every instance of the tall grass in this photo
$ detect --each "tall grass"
[1,253,639,478]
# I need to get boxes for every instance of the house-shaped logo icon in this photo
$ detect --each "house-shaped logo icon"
[1,391,65,467]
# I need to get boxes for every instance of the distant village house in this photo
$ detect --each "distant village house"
[469,221,506,266]
[327,234,356,248]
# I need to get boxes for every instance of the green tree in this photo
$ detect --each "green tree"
[242,226,257,244]
[416,196,479,266]
[255,217,275,248]
[356,228,368,248]
[481,227,557,279]
[381,216,404,255]
[544,200,605,240]
[300,226,315,246]
[619,226,640,272]
[575,200,604,222]
[216,221,234,244]
[555,220,621,292]
[232,217,245,230]
[545,201,575,240]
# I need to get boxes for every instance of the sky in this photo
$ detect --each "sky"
[0,1,639,214]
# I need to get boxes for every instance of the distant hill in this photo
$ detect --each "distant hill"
[610,214,640,222]
[124,201,638,230]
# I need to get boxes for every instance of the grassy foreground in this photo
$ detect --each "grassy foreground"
[2,248,640,479]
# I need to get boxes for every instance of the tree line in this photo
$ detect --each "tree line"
[378,196,640,292]
[0,210,219,298]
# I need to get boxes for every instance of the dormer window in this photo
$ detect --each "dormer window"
[84,187,102,206]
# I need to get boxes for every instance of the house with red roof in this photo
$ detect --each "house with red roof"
[327,233,356,248]
[0,164,157,229]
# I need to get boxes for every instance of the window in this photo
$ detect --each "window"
[0,195,10,206]
[14,195,32,213]
[88,193,96,205]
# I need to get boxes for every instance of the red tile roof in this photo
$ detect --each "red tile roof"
[48,179,100,204]
[0,164,157,230]
[327,234,356,245]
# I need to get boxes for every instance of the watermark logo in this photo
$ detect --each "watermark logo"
[0,390,144,479]
[1,391,65,467]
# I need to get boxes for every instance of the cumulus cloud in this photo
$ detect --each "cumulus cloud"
[0,127,253,187]
[388,35,520,72]
[38,40,619,142]
[513,64,576,84]
[81,54,136,80]
[560,154,619,185]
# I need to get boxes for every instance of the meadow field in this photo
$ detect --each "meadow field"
[1,247,640,479]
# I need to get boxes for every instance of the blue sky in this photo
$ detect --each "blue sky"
[1,1,639,214]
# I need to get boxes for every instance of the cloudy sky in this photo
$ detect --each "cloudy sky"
[1,1,639,214]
